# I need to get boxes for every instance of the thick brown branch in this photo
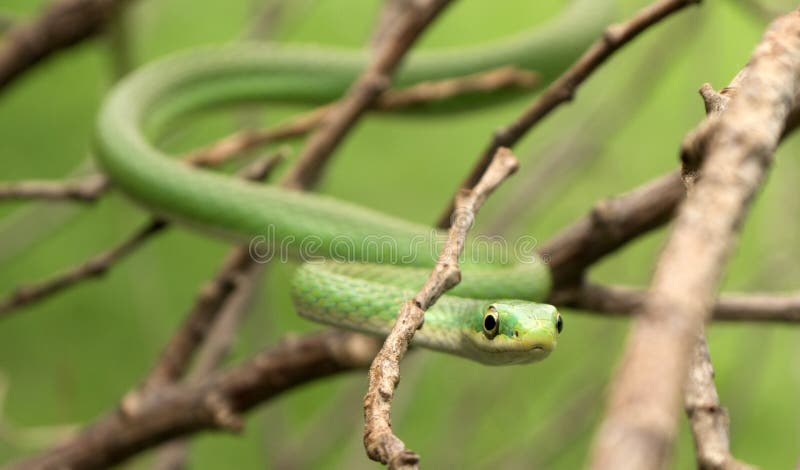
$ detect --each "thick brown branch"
[8,331,382,470]
[0,0,130,92]
[371,0,413,49]
[540,170,684,288]
[589,9,800,469]
[281,0,454,189]
[435,0,700,228]
[363,148,518,469]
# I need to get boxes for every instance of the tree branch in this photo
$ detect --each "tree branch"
[685,335,756,470]
[0,66,536,203]
[363,148,518,469]
[0,0,132,92]
[281,0,454,189]
[0,154,283,317]
[0,218,167,316]
[554,282,800,323]
[7,330,382,470]
[0,175,109,202]
[589,9,800,469]
[540,170,684,288]
[435,0,700,228]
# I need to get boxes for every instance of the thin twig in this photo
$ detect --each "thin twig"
[0,154,284,317]
[281,0,454,189]
[0,175,109,202]
[363,148,519,469]
[121,2,460,459]
[0,0,132,92]
[553,282,800,323]
[0,219,167,316]
[128,249,261,394]
[103,2,134,79]
[682,78,800,180]
[123,155,283,392]
[435,0,701,228]
[7,331,382,470]
[150,252,263,470]
[685,335,756,470]
[589,9,800,469]
[0,67,536,203]
[729,0,781,22]
[485,16,698,236]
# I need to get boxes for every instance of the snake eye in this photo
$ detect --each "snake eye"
[556,314,563,334]
[483,307,499,339]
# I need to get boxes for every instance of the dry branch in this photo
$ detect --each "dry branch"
[123,1,479,451]
[363,148,519,468]
[685,336,756,470]
[371,0,413,49]
[129,248,262,394]
[150,257,263,470]
[0,219,166,316]
[0,175,108,202]
[484,19,698,236]
[0,67,536,203]
[0,154,283,318]
[540,170,684,288]
[8,331,382,470]
[0,0,131,92]
[554,283,800,323]
[435,0,700,228]
[282,0,454,189]
[589,9,800,469]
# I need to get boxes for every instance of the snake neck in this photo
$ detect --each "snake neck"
[292,263,484,357]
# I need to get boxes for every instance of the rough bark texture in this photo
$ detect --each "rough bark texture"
[363,149,519,469]
[589,10,800,469]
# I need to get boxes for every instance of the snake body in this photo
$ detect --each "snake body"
[94,0,611,364]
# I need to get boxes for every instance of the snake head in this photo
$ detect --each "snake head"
[466,300,561,365]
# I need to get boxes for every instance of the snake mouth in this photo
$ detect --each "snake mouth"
[463,333,555,365]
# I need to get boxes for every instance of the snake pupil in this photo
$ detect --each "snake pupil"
[556,314,563,334]
[484,315,496,332]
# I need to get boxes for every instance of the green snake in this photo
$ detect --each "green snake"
[94,0,611,365]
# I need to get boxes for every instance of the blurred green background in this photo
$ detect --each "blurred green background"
[1,0,799,468]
